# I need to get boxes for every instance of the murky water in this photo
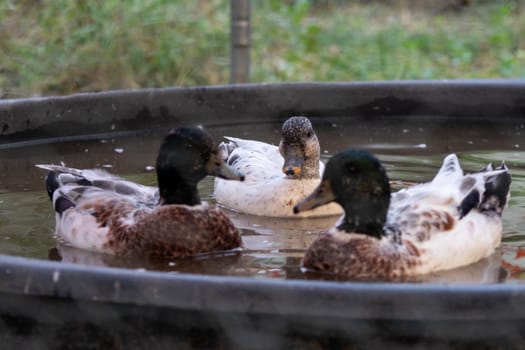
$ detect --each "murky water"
[0,117,524,283]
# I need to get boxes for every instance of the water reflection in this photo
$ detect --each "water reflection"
[49,241,508,284]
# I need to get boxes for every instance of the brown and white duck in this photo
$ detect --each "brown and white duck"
[37,127,244,259]
[294,150,512,279]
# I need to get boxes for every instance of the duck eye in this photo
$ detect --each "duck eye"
[307,131,313,138]
[345,165,357,173]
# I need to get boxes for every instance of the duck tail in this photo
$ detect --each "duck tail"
[36,164,93,200]
[217,137,239,162]
[35,164,83,177]
[44,172,76,215]
[480,162,512,215]
[458,162,511,219]
[432,153,463,185]
[45,171,61,201]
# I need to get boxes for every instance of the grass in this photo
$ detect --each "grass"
[1,0,524,97]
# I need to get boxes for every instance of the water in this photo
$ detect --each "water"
[0,117,524,283]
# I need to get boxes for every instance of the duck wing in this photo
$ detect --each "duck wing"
[108,203,242,257]
[53,189,241,258]
[218,137,283,180]
[36,164,159,205]
[386,154,511,243]
[51,188,140,254]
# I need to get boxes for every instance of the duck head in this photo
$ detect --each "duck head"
[294,149,391,238]
[157,127,244,206]
[279,116,320,179]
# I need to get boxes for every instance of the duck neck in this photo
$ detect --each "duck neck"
[336,200,388,239]
[288,157,320,180]
[157,170,201,206]
[302,158,321,179]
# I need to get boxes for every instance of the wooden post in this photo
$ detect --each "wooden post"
[230,0,250,83]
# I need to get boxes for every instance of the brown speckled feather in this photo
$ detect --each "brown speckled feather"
[110,204,241,258]
[73,198,241,258]
[302,233,421,279]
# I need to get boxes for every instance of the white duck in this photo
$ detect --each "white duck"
[294,150,512,279]
[214,116,342,217]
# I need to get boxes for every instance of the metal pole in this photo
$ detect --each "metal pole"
[230,0,250,83]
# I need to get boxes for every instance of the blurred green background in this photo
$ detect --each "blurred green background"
[1,0,524,98]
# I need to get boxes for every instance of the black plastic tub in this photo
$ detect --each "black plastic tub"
[1,81,525,349]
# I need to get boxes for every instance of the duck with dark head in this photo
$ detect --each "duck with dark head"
[37,126,244,259]
[294,150,511,279]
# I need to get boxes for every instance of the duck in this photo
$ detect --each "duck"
[213,116,343,217]
[36,126,245,259]
[293,150,512,279]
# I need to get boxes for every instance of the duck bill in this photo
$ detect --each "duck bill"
[282,154,304,176]
[207,153,245,181]
[293,179,335,214]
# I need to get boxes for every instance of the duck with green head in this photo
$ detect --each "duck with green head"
[37,127,244,258]
[294,150,511,279]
